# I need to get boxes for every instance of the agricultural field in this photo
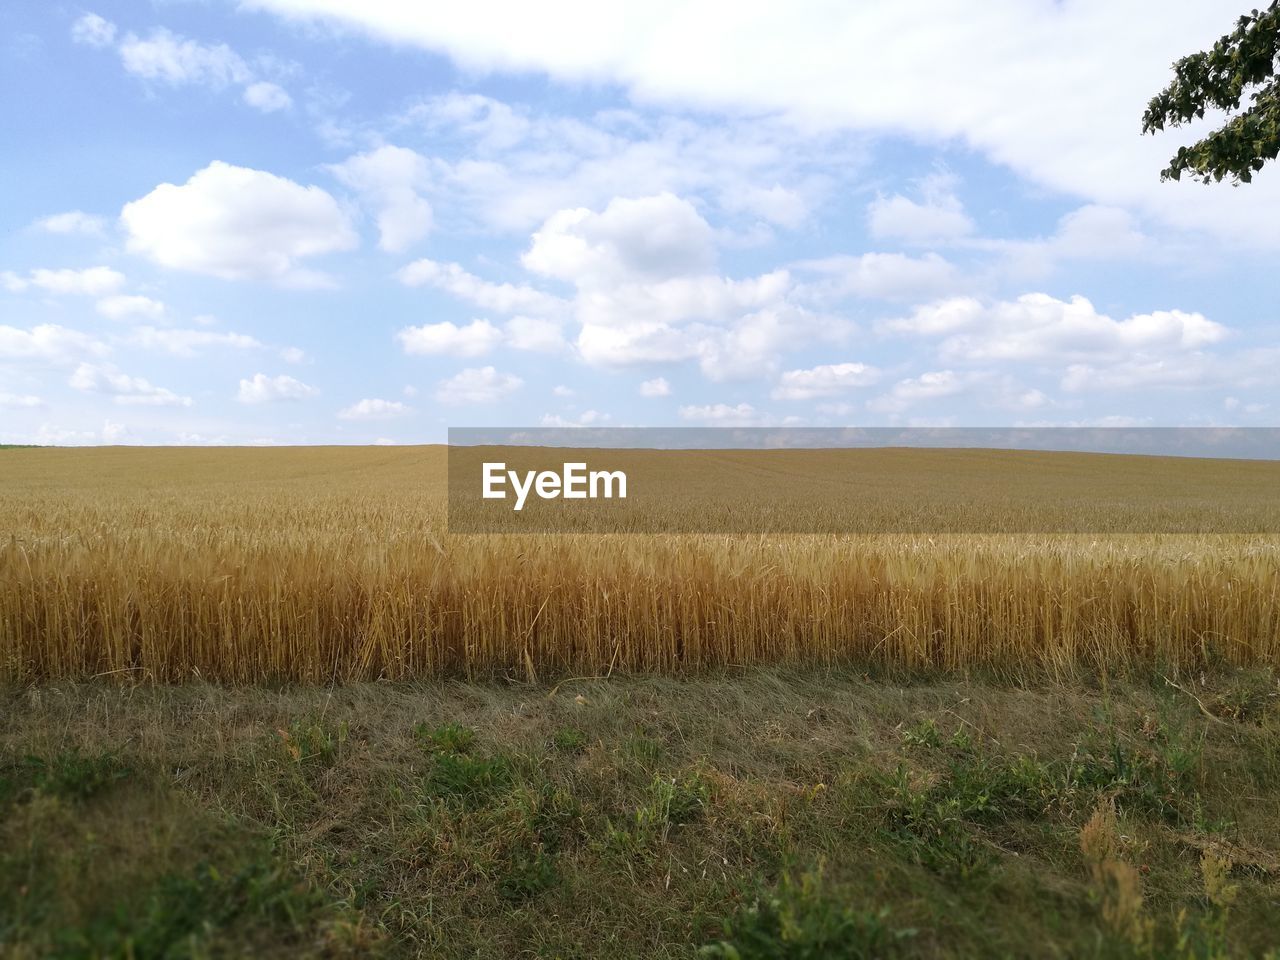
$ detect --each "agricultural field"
[2,445,1279,958]
[2,445,1279,683]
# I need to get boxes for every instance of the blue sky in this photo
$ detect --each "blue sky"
[2,0,1278,445]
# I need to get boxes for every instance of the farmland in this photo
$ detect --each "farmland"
[2,445,1279,957]
[2,445,1279,683]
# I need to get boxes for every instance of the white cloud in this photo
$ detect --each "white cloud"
[392,93,854,235]
[33,211,106,236]
[338,398,411,420]
[551,384,574,397]
[396,319,502,357]
[279,346,307,364]
[121,162,357,285]
[639,376,670,397]
[236,372,319,403]
[69,362,192,406]
[129,326,262,356]
[0,324,108,364]
[678,402,759,426]
[867,370,971,414]
[794,252,959,302]
[523,192,715,284]
[96,294,166,321]
[1060,349,1280,393]
[868,175,973,243]
[330,145,433,252]
[398,258,566,315]
[504,315,565,352]
[772,362,880,400]
[434,365,523,404]
[239,1,1280,246]
[867,369,1053,414]
[0,393,43,408]
[117,28,252,88]
[77,17,296,114]
[540,409,610,426]
[884,293,1227,363]
[70,13,116,48]
[510,194,842,381]
[243,80,293,112]
[1051,205,1147,260]
[102,420,130,442]
[411,92,532,151]
[3,266,126,296]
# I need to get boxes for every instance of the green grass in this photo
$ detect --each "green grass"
[1,667,1278,958]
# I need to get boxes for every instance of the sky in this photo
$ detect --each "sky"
[1,0,1278,445]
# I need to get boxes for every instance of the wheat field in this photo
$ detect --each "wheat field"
[2,445,1278,682]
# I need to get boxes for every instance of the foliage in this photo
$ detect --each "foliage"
[1143,3,1280,183]
[700,868,915,960]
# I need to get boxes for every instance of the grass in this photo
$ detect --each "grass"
[2,667,1278,958]
[2,446,1279,682]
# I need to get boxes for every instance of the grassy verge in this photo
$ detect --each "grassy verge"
[2,667,1278,958]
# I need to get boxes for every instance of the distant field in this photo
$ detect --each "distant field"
[2,445,1278,682]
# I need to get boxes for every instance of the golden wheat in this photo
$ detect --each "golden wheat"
[1,445,1277,682]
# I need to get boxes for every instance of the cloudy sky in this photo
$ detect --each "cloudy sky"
[2,1,1278,445]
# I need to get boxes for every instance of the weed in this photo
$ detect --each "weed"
[700,867,914,959]
[277,719,348,768]
[415,721,475,755]
[497,849,558,902]
[902,718,942,748]
[551,727,587,755]
[423,753,513,808]
[20,751,130,802]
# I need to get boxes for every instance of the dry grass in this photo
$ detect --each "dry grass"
[2,445,1278,683]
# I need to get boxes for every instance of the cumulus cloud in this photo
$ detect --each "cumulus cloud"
[396,319,502,357]
[504,315,566,352]
[237,372,319,403]
[677,402,759,426]
[1051,205,1148,260]
[330,145,433,252]
[242,80,293,112]
[540,409,610,426]
[70,13,116,48]
[434,366,523,404]
[867,369,1052,415]
[0,324,108,365]
[237,1,1280,246]
[392,92,854,235]
[121,162,358,285]
[639,376,670,397]
[794,252,960,302]
[522,192,715,284]
[398,259,566,315]
[338,398,410,420]
[76,16,294,113]
[772,362,880,400]
[33,211,106,236]
[129,326,262,357]
[3,266,126,296]
[883,293,1226,363]
[868,175,973,243]
[96,294,165,321]
[0,393,43,408]
[866,370,974,414]
[69,362,192,406]
[526,195,836,378]
[118,27,251,88]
